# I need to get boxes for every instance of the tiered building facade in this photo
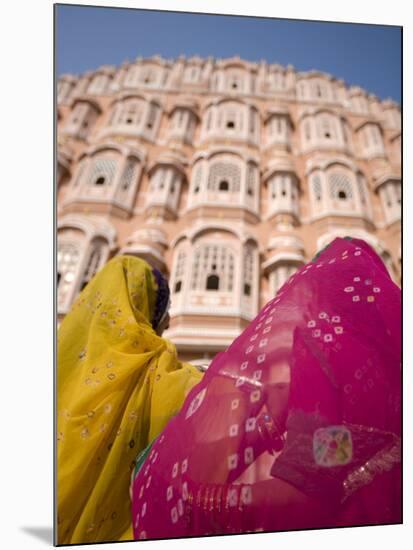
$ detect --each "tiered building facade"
[57,55,401,365]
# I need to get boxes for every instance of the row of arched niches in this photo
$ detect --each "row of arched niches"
[57,211,401,324]
[57,140,401,230]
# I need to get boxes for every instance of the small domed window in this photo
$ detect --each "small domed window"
[219,180,229,191]
[95,176,106,186]
[338,190,347,200]
[206,274,219,291]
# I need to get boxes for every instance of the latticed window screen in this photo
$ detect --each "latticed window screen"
[80,245,103,291]
[270,174,291,199]
[228,74,242,91]
[246,164,256,196]
[328,172,353,199]
[191,245,235,292]
[58,243,80,284]
[207,162,241,192]
[249,109,255,134]
[312,174,322,201]
[119,101,143,126]
[320,115,334,139]
[146,103,157,128]
[88,158,117,186]
[57,242,81,304]
[174,109,185,129]
[173,250,186,293]
[120,159,137,190]
[357,175,367,205]
[191,163,203,193]
[243,247,254,296]
[225,108,237,130]
[150,168,167,191]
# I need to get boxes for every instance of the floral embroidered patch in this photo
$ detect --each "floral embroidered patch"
[313,426,353,467]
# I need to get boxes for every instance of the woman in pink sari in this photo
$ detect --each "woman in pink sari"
[130,237,401,539]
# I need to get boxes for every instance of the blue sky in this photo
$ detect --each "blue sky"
[56,5,402,102]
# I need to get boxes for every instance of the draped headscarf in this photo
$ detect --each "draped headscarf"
[56,255,203,544]
[131,238,401,539]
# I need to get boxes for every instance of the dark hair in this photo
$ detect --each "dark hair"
[151,268,171,330]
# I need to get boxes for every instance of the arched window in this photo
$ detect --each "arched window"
[377,179,401,224]
[357,123,385,158]
[192,163,203,194]
[328,172,353,201]
[88,158,117,187]
[121,101,143,125]
[119,159,137,190]
[58,242,80,288]
[206,274,220,290]
[146,103,156,129]
[267,173,299,217]
[207,162,241,192]
[243,247,254,296]
[320,115,333,139]
[312,174,322,201]
[357,174,368,206]
[172,250,186,294]
[246,164,256,197]
[57,241,81,309]
[191,245,235,292]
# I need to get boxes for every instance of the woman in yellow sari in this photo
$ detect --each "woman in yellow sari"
[56,255,203,545]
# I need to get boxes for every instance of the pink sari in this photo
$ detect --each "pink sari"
[131,237,401,539]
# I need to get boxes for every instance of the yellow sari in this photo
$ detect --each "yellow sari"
[56,255,203,544]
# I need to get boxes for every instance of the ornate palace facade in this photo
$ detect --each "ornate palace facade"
[57,55,401,364]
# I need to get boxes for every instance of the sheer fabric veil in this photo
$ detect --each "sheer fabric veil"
[131,237,401,539]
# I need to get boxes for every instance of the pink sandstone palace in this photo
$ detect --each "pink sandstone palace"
[56,55,401,366]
